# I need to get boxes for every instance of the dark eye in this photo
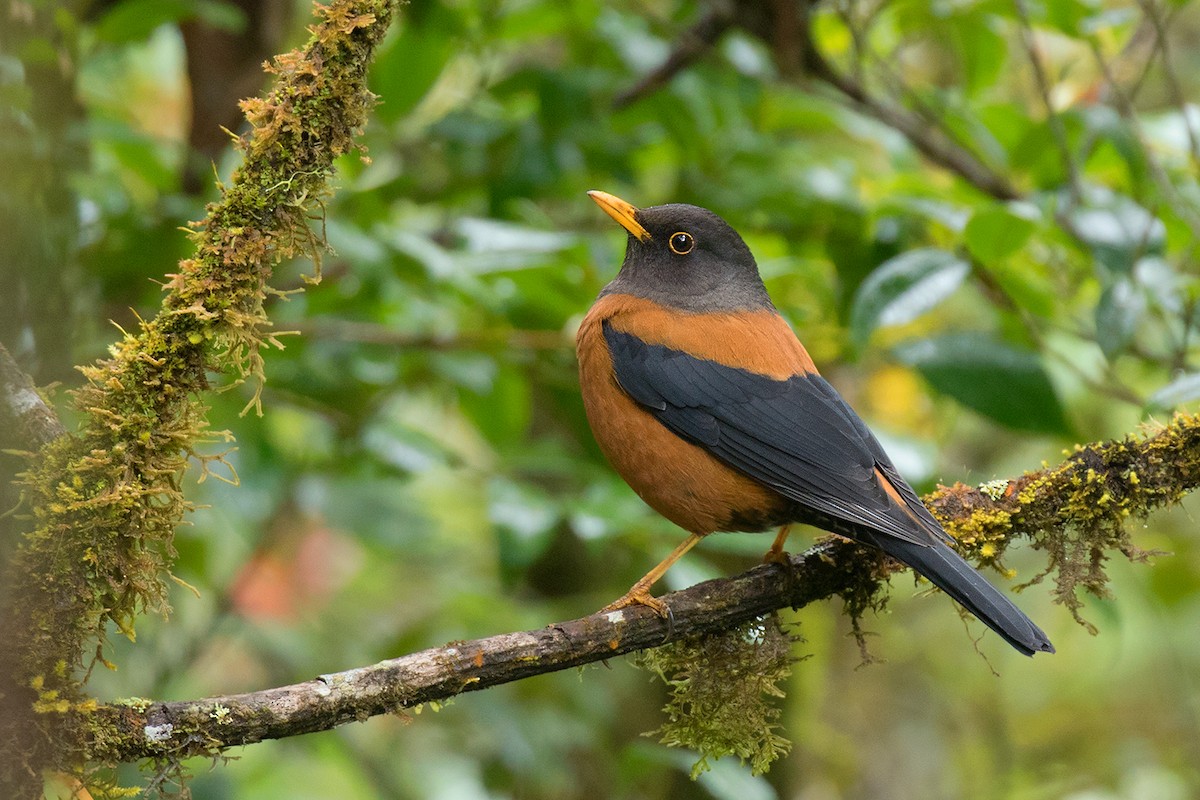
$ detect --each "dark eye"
[669,231,694,255]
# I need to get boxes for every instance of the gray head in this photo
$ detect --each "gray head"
[588,191,773,313]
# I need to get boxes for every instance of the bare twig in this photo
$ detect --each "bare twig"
[612,1,1021,199]
[612,1,738,109]
[837,3,994,176]
[294,319,567,351]
[1012,0,1083,205]
[1074,15,1161,168]
[1087,38,1200,240]
[791,19,1020,199]
[1134,0,1200,169]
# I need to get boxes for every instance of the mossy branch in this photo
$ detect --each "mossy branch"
[80,413,1200,764]
[0,343,67,452]
[925,418,1199,627]
[0,1,398,794]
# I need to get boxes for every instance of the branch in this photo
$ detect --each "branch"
[612,2,738,109]
[1086,37,1200,241]
[89,539,869,763]
[85,412,1200,763]
[1131,0,1199,169]
[780,2,1022,201]
[0,342,66,450]
[293,319,567,351]
[613,0,1022,201]
[1013,0,1082,204]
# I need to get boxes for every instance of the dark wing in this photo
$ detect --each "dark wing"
[603,323,948,547]
[602,323,1055,656]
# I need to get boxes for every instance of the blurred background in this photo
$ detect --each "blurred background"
[6,0,1200,797]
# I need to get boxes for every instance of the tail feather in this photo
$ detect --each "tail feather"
[863,533,1055,656]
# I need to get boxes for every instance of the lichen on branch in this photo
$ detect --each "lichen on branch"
[0,1,398,794]
[928,414,1200,627]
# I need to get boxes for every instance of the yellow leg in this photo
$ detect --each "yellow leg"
[763,525,792,565]
[602,533,703,617]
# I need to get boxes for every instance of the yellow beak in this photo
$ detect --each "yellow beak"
[588,190,651,242]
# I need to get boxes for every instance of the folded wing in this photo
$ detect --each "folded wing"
[602,322,1054,655]
[604,322,946,547]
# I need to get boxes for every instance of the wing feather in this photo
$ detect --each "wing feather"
[604,323,942,547]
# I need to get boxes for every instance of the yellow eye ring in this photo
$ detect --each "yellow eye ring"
[669,231,694,255]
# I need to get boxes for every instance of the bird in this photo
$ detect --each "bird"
[576,190,1054,656]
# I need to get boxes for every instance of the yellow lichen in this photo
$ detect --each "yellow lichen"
[928,414,1200,629]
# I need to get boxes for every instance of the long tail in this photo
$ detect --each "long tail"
[862,532,1055,656]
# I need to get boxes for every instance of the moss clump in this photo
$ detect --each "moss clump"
[928,413,1200,628]
[636,614,800,778]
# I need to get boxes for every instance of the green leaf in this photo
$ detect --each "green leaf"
[1084,106,1148,190]
[193,0,244,30]
[984,258,1057,318]
[370,7,461,123]
[1079,6,1140,35]
[948,14,1007,96]
[1010,112,1087,189]
[1070,195,1166,275]
[94,0,244,43]
[963,206,1037,266]
[849,248,970,348]
[459,363,533,447]
[488,478,561,575]
[895,333,1069,434]
[93,0,188,42]
[1135,255,1184,314]
[1095,277,1146,359]
[1039,0,1094,35]
[1148,372,1200,410]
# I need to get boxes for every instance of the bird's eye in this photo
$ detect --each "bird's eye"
[669,231,694,255]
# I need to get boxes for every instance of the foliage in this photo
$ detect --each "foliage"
[5,0,1200,797]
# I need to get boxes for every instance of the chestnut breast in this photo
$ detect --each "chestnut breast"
[576,293,815,534]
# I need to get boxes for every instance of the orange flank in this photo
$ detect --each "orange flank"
[577,298,789,535]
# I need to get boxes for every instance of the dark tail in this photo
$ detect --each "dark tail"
[865,533,1055,656]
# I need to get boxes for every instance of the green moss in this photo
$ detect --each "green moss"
[927,414,1200,628]
[636,615,800,778]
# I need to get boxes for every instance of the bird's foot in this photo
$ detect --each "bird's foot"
[601,587,669,618]
[762,546,791,567]
[762,524,792,566]
[762,526,798,601]
[602,587,675,643]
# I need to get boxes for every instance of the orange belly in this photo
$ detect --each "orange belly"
[576,294,798,535]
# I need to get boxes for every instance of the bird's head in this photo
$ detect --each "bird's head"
[588,190,773,313]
